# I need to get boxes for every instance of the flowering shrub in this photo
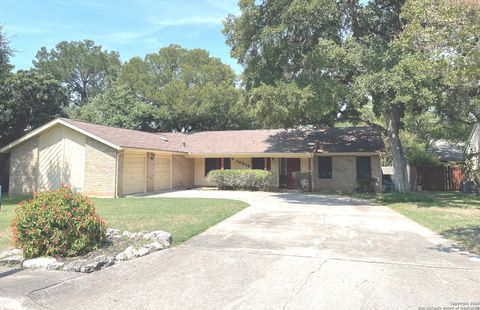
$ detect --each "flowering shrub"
[11,186,106,259]
[207,169,277,191]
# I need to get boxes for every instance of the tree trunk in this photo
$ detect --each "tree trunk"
[383,109,410,192]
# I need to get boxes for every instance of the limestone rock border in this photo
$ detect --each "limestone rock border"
[0,228,172,274]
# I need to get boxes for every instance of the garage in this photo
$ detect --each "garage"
[154,156,171,191]
[122,153,147,195]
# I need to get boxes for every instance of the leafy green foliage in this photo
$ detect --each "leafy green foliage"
[400,0,480,125]
[223,0,344,127]
[401,131,440,166]
[11,187,106,258]
[33,40,121,106]
[118,45,252,131]
[292,171,312,192]
[0,70,68,146]
[70,82,155,131]
[207,169,277,191]
[250,82,316,129]
[0,26,13,82]
[356,178,377,193]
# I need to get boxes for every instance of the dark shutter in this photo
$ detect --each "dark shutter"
[356,156,372,180]
[318,157,332,179]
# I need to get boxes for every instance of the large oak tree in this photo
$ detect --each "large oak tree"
[33,40,121,106]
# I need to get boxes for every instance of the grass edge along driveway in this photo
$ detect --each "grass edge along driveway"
[354,191,480,255]
[0,196,249,249]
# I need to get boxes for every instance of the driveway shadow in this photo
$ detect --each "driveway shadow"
[0,268,23,278]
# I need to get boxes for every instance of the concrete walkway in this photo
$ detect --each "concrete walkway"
[1,190,480,309]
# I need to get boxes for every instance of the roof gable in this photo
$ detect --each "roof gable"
[0,119,122,153]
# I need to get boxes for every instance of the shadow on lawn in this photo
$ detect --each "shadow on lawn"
[430,225,480,257]
[413,192,480,210]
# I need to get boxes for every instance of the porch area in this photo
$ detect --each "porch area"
[191,155,313,189]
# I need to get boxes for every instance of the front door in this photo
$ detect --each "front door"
[286,158,301,187]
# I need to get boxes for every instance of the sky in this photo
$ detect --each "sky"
[0,0,242,73]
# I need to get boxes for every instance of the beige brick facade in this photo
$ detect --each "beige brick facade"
[5,121,383,197]
[83,137,118,197]
[313,155,382,193]
[172,155,194,188]
[9,137,39,195]
[146,152,155,192]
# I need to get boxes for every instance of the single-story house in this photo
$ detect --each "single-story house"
[0,118,384,197]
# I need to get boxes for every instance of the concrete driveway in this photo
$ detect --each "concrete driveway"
[1,190,480,310]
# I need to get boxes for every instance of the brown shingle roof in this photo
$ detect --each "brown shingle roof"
[60,119,184,153]
[55,119,385,154]
[160,127,384,154]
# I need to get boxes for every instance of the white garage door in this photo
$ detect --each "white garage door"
[123,154,146,195]
[155,156,171,191]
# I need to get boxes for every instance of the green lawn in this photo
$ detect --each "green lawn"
[358,192,480,254]
[0,195,248,249]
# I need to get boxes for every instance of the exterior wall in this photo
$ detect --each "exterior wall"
[37,125,85,192]
[270,158,280,187]
[172,155,194,189]
[154,154,171,191]
[84,137,118,197]
[371,155,382,193]
[313,155,382,193]
[194,158,209,186]
[193,156,296,187]
[9,137,39,195]
[232,158,252,170]
[117,152,124,196]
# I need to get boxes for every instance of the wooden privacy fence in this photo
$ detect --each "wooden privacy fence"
[413,165,463,191]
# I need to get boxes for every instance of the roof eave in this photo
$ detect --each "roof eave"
[0,118,122,154]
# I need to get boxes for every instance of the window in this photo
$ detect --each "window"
[223,158,231,170]
[356,156,371,180]
[251,158,271,170]
[318,157,332,179]
[205,158,220,176]
[205,158,231,176]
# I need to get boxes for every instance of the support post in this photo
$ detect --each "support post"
[308,157,313,192]
[264,157,268,171]
[220,158,224,170]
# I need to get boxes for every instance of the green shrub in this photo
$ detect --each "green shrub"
[207,169,277,191]
[356,178,377,193]
[11,186,106,258]
[292,172,312,192]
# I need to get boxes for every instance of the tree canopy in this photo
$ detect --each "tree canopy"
[33,40,121,106]
[223,0,344,128]
[0,70,68,146]
[113,44,251,132]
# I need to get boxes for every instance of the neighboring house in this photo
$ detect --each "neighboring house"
[427,140,464,163]
[0,118,384,197]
